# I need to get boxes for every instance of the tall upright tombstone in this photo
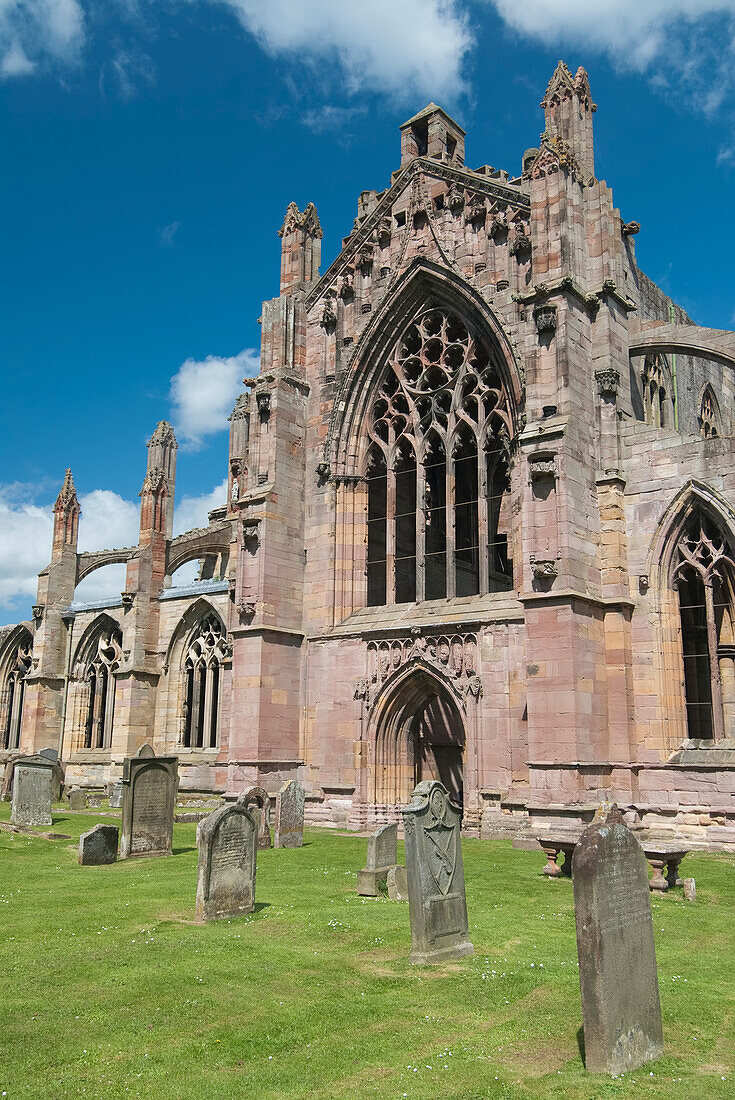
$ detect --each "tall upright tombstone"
[242,785,272,850]
[195,792,257,922]
[274,779,305,849]
[10,755,54,827]
[400,780,473,965]
[572,812,664,1075]
[119,744,178,859]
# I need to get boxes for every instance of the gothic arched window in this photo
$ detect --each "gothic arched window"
[675,512,735,740]
[642,354,671,428]
[365,307,513,606]
[182,614,230,749]
[1,631,32,750]
[84,629,122,749]
[698,385,721,439]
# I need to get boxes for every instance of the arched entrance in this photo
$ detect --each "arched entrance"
[369,664,467,822]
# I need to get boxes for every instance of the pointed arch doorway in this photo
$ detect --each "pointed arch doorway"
[370,665,466,821]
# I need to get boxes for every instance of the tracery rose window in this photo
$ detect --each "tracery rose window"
[365,307,513,606]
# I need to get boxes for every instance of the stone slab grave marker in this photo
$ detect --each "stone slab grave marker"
[274,779,305,848]
[242,785,272,849]
[68,788,86,811]
[10,755,54,827]
[400,780,473,964]
[195,792,257,922]
[572,810,664,1075]
[79,823,118,865]
[109,781,123,809]
[357,822,398,895]
[119,744,178,859]
[387,864,408,900]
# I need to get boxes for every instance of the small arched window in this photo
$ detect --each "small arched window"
[1,631,32,750]
[84,629,122,749]
[365,306,513,606]
[182,614,230,749]
[698,385,721,439]
[642,354,672,428]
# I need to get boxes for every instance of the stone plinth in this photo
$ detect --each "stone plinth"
[400,780,473,965]
[195,793,257,922]
[572,815,664,1075]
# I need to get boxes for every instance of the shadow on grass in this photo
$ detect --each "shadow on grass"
[576,1026,586,1066]
[172,845,198,855]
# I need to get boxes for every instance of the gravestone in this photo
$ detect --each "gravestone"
[357,822,398,895]
[78,824,118,865]
[1,753,24,801]
[38,748,64,800]
[274,779,305,849]
[3,753,63,803]
[572,813,664,1075]
[387,864,408,901]
[10,755,54,827]
[683,877,696,902]
[119,744,178,859]
[195,792,257,922]
[68,788,86,811]
[242,785,272,850]
[109,781,123,809]
[399,780,473,964]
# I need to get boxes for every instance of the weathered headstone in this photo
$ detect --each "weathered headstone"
[119,744,178,859]
[10,755,54,827]
[399,780,473,964]
[1,753,25,801]
[274,779,305,849]
[109,781,123,809]
[195,792,257,922]
[357,822,398,895]
[572,814,664,1075]
[387,864,409,901]
[38,747,64,800]
[242,785,272,849]
[68,788,87,811]
[78,824,118,865]
[683,877,696,902]
[3,753,63,803]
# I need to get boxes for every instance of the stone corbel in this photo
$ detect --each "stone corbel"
[320,297,337,331]
[256,391,271,418]
[121,592,135,610]
[531,557,559,581]
[316,461,331,481]
[595,368,620,401]
[528,455,557,483]
[32,605,44,623]
[533,302,557,335]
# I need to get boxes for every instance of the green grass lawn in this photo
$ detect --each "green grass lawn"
[1,805,734,1100]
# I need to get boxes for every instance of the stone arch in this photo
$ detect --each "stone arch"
[646,480,735,750]
[163,599,231,750]
[69,613,123,752]
[698,383,722,438]
[0,623,33,751]
[363,659,468,825]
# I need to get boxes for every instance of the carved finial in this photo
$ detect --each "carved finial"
[148,420,178,449]
[540,60,575,108]
[54,468,78,512]
[278,201,323,240]
[228,393,250,422]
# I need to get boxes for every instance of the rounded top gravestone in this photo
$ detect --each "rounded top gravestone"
[195,791,257,922]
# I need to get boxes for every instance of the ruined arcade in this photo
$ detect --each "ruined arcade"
[3,62,735,846]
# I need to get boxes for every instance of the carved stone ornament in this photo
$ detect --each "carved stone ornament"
[256,391,271,417]
[121,592,135,610]
[316,461,331,480]
[321,298,337,330]
[338,273,354,300]
[32,605,44,622]
[446,183,465,213]
[509,230,531,257]
[357,244,374,273]
[377,217,392,245]
[622,221,640,236]
[465,197,486,224]
[639,574,650,594]
[595,368,620,399]
[238,600,256,617]
[487,212,508,239]
[353,677,369,704]
[533,303,557,335]
[528,456,557,482]
[531,558,558,580]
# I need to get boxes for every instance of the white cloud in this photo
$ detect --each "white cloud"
[169,347,258,450]
[488,1,735,71]
[99,46,156,100]
[158,219,181,246]
[0,494,53,612]
[0,0,84,79]
[76,489,139,552]
[174,478,228,535]
[212,0,473,102]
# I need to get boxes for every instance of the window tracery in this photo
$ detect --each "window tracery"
[365,306,513,606]
[182,614,230,749]
[84,629,122,750]
[674,512,735,740]
[698,385,721,438]
[642,354,671,428]
[1,634,32,750]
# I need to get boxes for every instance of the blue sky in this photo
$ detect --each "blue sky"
[2,0,735,622]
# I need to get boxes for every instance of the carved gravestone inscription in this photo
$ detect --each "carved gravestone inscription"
[357,822,398,896]
[572,815,664,1075]
[242,785,272,850]
[119,744,178,859]
[274,779,305,849]
[400,780,473,964]
[79,824,119,865]
[195,793,257,922]
[10,755,54,827]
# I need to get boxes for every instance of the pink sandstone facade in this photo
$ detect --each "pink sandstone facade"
[3,62,735,845]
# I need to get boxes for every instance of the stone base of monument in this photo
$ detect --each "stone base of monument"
[79,824,119,865]
[357,865,395,896]
[409,937,474,966]
[387,865,408,900]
